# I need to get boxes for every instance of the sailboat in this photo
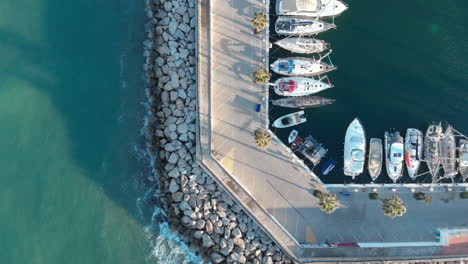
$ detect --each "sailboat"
[459,139,468,180]
[424,123,443,182]
[441,126,457,178]
[274,37,329,54]
[385,129,404,183]
[276,0,348,18]
[274,77,333,97]
[343,118,366,178]
[368,138,382,181]
[271,96,335,109]
[270,54,336,77]
[275,16,336,36]
[405,128,423,179]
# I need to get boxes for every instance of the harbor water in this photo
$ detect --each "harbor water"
[269,0,468,184]
[0,0,202,263]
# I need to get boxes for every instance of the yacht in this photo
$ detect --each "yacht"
[270,56,336,77]
[343,118,366,178]
[459,139,468,180]
[275,16,336,36]
[274,37,329,54]
[385,129,404,183]
[441,126,457,178]
[424,123,443,182]
[276,0,348,17]
[272,111,306,128]
[405,128,423,179]
[368,138,382,181]
[271,96,335,109]
[274,77,333,97]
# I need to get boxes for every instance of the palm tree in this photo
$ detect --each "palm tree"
[313,190,339,214]
[381,195,407,219]
[252,12,268,34]
[253,67,271,84]
[424,196,433,204]
[255,129,271,148]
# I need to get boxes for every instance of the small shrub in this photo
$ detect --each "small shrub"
[460,192,468,199]
[413,192,425,200]
[313,190,323,198]
[369,193,379,200]
[424,196,433,204]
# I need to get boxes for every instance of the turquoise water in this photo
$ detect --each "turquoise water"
[0,0,201,263]
[270,0,468,184]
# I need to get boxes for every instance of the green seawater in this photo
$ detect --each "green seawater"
[270,0,468,184]
[0,0,202,263]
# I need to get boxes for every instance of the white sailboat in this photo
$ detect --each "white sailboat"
[274,37,329,54]
[275,16,336,36]
[405,128,423,179]
[273,77,333,97]
[459,139,468,180]
[276,0,348,18]
[344,118,366,178]
[424,123,443,182]
[385,129,404,183]
[441,126,457,178]
[270,51,336,77]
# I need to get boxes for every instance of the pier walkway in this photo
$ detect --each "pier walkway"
[196,0,468,262]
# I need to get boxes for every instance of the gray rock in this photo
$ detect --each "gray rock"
[164,143,176,152]
[193,230,204,239]
[168,179,179,193]
[171,71,179,88]
[232,227,242,238]
[177,123,188,134]
[158,45,170,56]
[210,252,225,264]
[163,1,172,12]
[234,237,246,249]
[169,21,178,35]
[176,6,187,15]
[180,175,188,187]
[224,226,231,239]
[179,200,191,211]
[246,231,255,240]
[196,219,205,229]
[263,256,273,264]
[168,123,176,132]
[184,209,197,219]
[181,216,195,228]
[172,192,184,202]
[220,238,234,256]
[205,220,214,233]
[239,222,248,233]
[229,252,242,262]
[168,152,179,164]
[202,234,215,248]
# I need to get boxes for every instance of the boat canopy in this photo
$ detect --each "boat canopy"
[297,0,320,11]
[278,60,295,74]
[280,80,297,92]
[390,143,404,163]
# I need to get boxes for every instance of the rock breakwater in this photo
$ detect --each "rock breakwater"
[142,0,291,263]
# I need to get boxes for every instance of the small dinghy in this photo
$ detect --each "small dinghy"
[321,159,336,175]
[288,129,299,143]
[441,126,457,178]
[275,17,336,36]
[368,138,382,181]
[385,129,404,183]
[343,118,366,178]
[271,96,335,109]
[459,139,468,180]
[405,128,423,179]
[270,54,336,77]
[424,123,443,182]
[274,77,333,97]
[272,111,306,128]
[274,37,329,54]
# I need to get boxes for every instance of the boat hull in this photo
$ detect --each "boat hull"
[270,57,336,77]
[271,96,335,109]
[405,128,423,179]
[275,38,329,54]
[344,118,366,178]
[441,126,457,178]
[275,17,336,36]
[385,130,404,183]
[274,77,333,97]
[368,138,382,181]
[272,111,306,128]
[276,0,348,17]
[459,139,468,179]
[424,124,443,182]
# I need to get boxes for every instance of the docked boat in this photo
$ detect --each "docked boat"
[424,123,443,182]
[405,128,423,179]
[272,111,306,128]
[385,129,404,183]
[441,126,457,178]
[343,118,366,178]
[459,139,468,180]
[271,96,335,109]
[270,56,336,77]
[288,129,299,143]
[298,135,327,166]
[275,17,336,36]
[368,138,382,181]
[321,159,336,175]
[276,0,348,17]
[274,37,329,54]
[274,77,333,97]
